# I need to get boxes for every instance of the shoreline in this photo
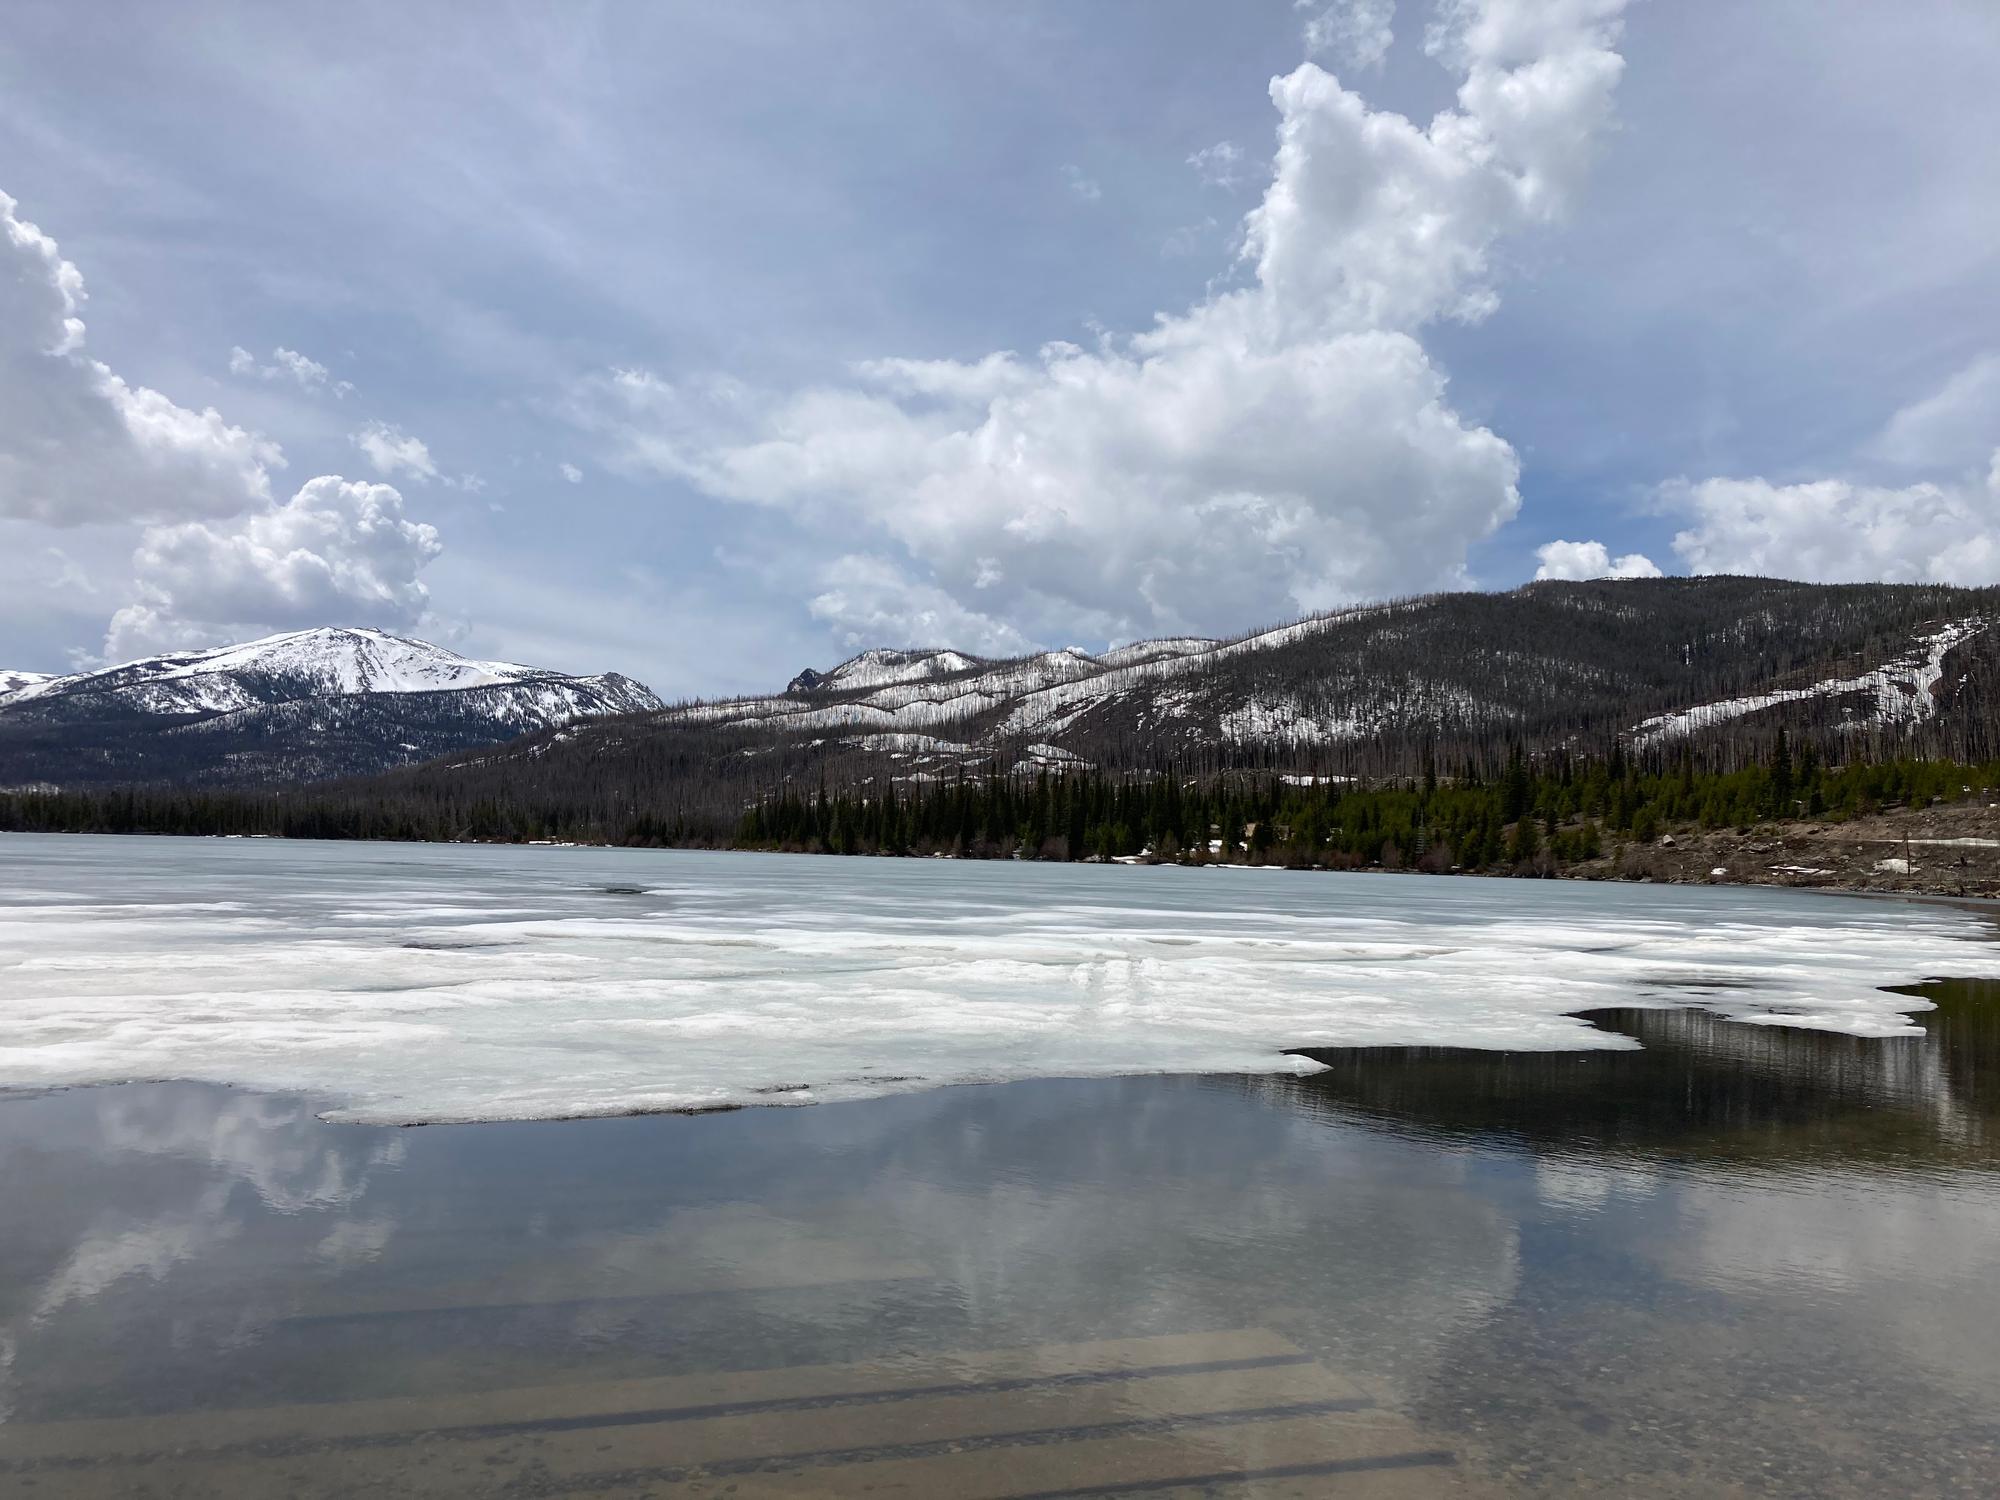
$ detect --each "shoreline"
[11,817,1998,901]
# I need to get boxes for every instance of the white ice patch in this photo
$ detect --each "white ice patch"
[0,835,1991,1126]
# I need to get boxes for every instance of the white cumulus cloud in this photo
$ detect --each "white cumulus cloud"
[1666,456,2000,586]
[1299,0,1396,72]
[809,554,1037,656]
[105,476,444,659]
[1533,538,1661,580]
[572,0,1629,649]
[352,422,439,483]
[560,462,583,484]
[2,190,282,526]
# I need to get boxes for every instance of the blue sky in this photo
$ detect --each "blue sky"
[4,1,1998,698]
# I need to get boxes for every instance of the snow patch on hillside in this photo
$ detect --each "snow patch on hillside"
[663,600,1977,768]
[1633,618,1986,745]
[797,648,982,694]
[1221,698,1356,745]
[0,671,55,704]
[690,609,1388,741]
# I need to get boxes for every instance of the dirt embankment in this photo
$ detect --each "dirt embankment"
[1581,797,2000,898]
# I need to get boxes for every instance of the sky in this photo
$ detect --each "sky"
[3,0,1999,700]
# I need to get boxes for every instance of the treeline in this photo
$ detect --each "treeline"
[4,743,1993,874]
[0,786,725,847]
[736,742,1998,872]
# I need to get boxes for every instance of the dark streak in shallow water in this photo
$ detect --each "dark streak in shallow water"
[554,1398,1389,1491]
[0,1353,1332,1472]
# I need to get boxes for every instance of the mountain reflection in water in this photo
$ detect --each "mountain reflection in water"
[0,982,1996,1496]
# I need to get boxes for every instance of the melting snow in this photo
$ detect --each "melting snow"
[0,670,55,704]
[0,835,1988,1126]
[1632,618,1986,745]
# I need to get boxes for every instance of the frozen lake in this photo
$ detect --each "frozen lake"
[1,833,1994,1123]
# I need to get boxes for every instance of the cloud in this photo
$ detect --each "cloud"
[1235,6,1625,337]
[1299,0,1396,72]
[352,422,438,483]
[573,1,1629,649]
[560,461,583,484]
[1670,351,2000,585]
[809,554,1037,656]
[1060,164,1102,203]
[105,475,444,658]
[1870,353,2000,472]
[1665,455,2000,585]
[1187,141,1247,190]
[1533,538,1661,580]
[229,343,340,392]
[271,347,329,388]
[2,190,282,526]
[40,546,97,596]
[848,352,1037,403]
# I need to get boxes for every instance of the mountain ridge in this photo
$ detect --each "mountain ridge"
[351,576,2000,839]
[0,626,662,788]
[663,580,1995,769]
[9,579,1999,801]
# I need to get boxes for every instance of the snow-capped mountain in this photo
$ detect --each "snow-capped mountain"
[421,577,2000,809]
[785,647,982,695]
[12,582,1997,801]
[672,589,1994,762]
[0,670,54,702]
[0,627,662,788]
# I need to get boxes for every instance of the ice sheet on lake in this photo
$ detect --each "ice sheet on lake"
[1,835,1994,1124]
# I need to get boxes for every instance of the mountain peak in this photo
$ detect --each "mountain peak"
[0,627,664,788]
[0,670,55,705]
[787,647,980,696]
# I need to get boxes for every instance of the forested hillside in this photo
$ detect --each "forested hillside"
[5,580,1997,854]
[314,577,2000,830]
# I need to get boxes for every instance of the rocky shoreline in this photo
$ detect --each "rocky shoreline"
[1569,800,2000,899]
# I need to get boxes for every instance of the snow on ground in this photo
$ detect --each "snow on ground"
[1220,698,1366,745]
[1092,638,1216,670]
[810,648,980,692]
[0,627,663,719]
[0,670,55,704]
[846,732,980,756]
[168,627,543,694]
[674,607,1977,763]
[1632,618,1987,745]
[673,606,1408,741]
[1,835,1990,1126]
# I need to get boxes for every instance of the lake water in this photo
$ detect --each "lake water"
[1,836,1998,1495]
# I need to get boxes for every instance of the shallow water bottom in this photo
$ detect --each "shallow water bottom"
[3,990,2000,1497]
